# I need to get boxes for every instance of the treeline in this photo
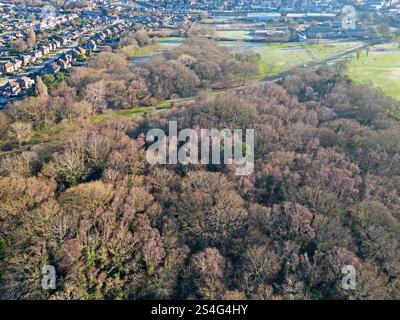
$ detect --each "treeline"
[0,37,259,138]
[0,66,399,299]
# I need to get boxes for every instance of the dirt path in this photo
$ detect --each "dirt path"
[261,40,377,83]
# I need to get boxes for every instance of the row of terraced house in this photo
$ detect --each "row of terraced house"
[0,17,134,105]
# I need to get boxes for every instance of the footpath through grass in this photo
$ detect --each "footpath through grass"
[253,40,363,78]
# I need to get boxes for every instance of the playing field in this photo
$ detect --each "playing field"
[256,43,311,76]
[306,41,362,60]
[245,41,364,78]
[347,43,400,100]
[215,30,251,40]
[133,37,185,58]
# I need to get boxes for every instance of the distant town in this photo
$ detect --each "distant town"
[0,0,399,105]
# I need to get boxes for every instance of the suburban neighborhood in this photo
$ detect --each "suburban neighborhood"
[0,0,196,105]
[0,0,399,106]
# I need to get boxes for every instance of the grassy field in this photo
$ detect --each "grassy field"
[215,30,251,40]
[133,37,184,58]
[0,121,74,157]
[347,43,400,100]
[91,97,195,124]
[255,43,312,77]
[217,41,362,77]
[306,41,362,60]
[250,41,365,78]
[201,18,228,24]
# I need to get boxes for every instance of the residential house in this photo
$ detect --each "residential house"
[63,53,73,64]
[33,49,43,59]
[46,63,61,74]
[20,54,31,66]
[306,26,340,39]
[56,58,69,69]
[2,80,21,96]
[77,46,87,55]
[85,40,97,52]
[61,37,69,46]
[48,42,57,51]
[29,53,37,63]
[13,58,22,70]
[71,31,80,40]
[17,76,34,89]
[97,32,106,40]
[39,45,50,55]
[70,49,81,60]
[0,61,14,73]
[54,40,61,48]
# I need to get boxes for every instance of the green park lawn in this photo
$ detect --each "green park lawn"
[215,41,365,78]
[347,43,400,100]
[90,98,195,124]
[254,41,365,78]
[201,18,229,24]
[215,30,251,40]
[133,38,184,58]
[255,43,311,77]
[133,43,165,58]
[306,41,362,60]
